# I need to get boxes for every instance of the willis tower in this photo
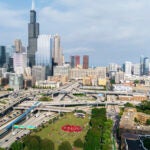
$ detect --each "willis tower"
[27,0,39,67]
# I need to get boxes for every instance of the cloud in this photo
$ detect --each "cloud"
[1,0,150,65]
[38,0,150,65]
[0,2,27,45]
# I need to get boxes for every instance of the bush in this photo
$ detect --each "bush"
[10,141,23,150]
[41,139,54,150]
[124,102,134,108]
[58,141,72,150]
[74,138,83,148]
[146,119,150,125]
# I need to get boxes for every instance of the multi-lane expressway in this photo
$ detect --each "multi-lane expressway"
[0,112,58,148]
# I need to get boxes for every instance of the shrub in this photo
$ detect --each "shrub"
[74,138,83,148]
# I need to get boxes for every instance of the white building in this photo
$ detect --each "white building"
[124,61,132,75]
[13,53,27,74]
[113,84,132,92]
[0,68,7,78]
[70,67,106,79]
[32,66,46,82]
[9,73,23,90]
[36,35,53,76]
[54,64,70,77]
[108,63,118,72]
[115,71,124,84]
[133,64,140,76]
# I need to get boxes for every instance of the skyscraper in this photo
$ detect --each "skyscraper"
[53,34,63,65]
[133,64,140,76]
[0,46,6,67]
[140,55,144,76]
[27,0,39,67]
[14,39,22,53]
[13,53,27,74]
[143,57,149,75]
[70,56,75,68]
[124,61,132,75]
[36,35,53,76]
[83,55,89,69]
[75,55,80,67]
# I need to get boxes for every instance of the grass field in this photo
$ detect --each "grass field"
[33,113,90,150]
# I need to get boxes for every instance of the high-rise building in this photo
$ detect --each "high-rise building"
[14,39,22,53]
[124,61,132,75]
[75,55,80,67]
[83,55,89,69]
[53,34,62,65]
[54,64,71,77]
[32,66,46,82]
[133,64,140,76]
[13,53,27,74]
[140,55,144,76]
[27,0,39,67]
[108,63,118,72]
[36,35,53,76]
[0,68,7,78]
[0,46,6,67]
[9,73,23,90]
[70,67,106,79]
[70,56,75,68]
[143,57,149,75]
[70,55,81,68]
[115,71,124,84]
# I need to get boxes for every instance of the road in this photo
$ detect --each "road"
[0,112,58,148]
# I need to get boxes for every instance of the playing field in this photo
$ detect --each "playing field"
[33,113,90,150]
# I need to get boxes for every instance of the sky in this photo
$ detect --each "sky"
[0,0,150,66]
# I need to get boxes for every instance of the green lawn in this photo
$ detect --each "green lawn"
[33,113,90,150]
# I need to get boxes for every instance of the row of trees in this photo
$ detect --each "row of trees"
[9,136,54,150]
[84,108,113,150]
[9,135,84,150]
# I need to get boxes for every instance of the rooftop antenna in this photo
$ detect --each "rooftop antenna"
[31,0,35,10]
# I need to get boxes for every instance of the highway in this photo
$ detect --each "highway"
[0,112,58,148]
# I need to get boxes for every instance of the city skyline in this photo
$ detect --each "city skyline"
[1,0,150,65]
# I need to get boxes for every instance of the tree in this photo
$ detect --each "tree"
[146,119,150,125]
[134,80,139,84]
[23,136,41,150]
[41,139,54,150]
[124,102,134,108]
[74,138,83,148]
[10,141,24,150]
[58,141,72,150]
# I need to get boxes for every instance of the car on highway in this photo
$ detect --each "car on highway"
[5,139,8,142]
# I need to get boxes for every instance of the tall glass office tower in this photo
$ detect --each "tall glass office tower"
[0,46,6,67]
[36,35,53,76]
[143,57,149,75]
[27,0,39,67]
